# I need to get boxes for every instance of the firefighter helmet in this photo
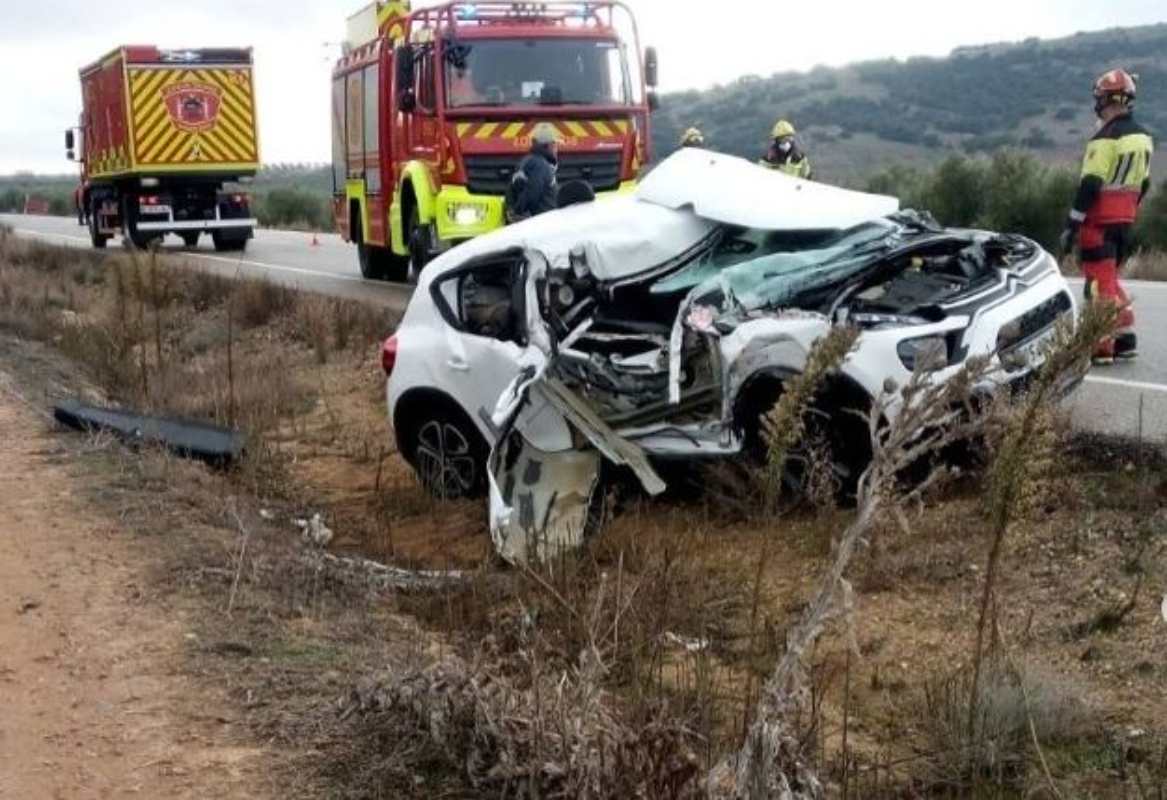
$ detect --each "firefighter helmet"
[679,127,705,147]
[1093,69,1137,113]
[771,119,797,139]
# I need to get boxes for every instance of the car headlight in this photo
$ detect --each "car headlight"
[897,335,950,373]
[447,202,488,227]
[849,312,929,330]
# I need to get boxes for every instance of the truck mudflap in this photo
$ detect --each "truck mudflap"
[488,375,666,566]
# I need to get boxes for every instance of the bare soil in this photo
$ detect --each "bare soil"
[0,384,265,799]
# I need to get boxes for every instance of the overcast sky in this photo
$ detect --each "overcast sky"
[2,0,1163,174]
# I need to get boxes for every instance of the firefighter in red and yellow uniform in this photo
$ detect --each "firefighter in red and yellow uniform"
[1061,69,1154,364]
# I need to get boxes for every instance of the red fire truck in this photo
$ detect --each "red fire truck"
[68,46,261,251]
[331,1,659,282]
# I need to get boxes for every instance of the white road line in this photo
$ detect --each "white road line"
[1084,375,1167,394]
[13,227,369,285]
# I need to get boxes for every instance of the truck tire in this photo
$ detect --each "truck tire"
[359,244,409,282]
[212,230,249,253]
[353,217,408,282]
[407,205,432,276]
[88,199,109,249]
[180,232,200,248]
[122,197,159,251]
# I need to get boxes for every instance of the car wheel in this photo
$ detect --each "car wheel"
[407,408,487,500]
[180,232,200,248]
[737,375,871,503]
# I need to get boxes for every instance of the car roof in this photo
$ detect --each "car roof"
[636,148,900,230]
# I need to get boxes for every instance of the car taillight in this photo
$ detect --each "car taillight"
[381,335,399,376]
[139,195,159,205]
[232,193,247,204]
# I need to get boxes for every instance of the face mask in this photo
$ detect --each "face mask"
[777,140,793,153]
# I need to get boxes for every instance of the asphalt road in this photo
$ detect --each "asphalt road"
[4,212,1167,443]
[1,212,412,310]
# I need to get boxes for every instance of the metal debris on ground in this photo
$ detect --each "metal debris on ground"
[294,513,335,548]
[53,400,246,467]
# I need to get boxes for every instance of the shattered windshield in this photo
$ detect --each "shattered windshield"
[651,220,901,309]
[445,38,631,108]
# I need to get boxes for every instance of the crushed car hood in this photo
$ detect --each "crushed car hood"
[636,148,900,231]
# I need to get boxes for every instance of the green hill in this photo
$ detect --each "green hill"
[651,24,1167,184]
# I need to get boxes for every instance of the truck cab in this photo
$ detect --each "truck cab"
[331,1,659,282]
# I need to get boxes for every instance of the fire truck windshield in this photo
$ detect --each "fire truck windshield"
[444,38,632,109]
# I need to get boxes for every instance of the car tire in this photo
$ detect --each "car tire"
[736,375,871,502]
[401,403,488,500]
[180,232,200,248]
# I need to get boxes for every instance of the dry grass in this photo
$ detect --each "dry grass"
[3,231,1167,798]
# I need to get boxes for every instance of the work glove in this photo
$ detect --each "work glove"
[1058,224,1078,259]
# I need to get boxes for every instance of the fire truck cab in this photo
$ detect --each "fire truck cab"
[331,1,659,282]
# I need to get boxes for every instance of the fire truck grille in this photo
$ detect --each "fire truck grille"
[464,152,623,196]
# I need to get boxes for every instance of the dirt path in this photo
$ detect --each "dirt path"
[0,390,264,799]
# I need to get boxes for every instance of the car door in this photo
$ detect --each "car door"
[430,250,530,440]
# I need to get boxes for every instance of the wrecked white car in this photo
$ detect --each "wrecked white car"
[384,150,1076,563]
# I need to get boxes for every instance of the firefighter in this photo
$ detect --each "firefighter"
[506,123,561,223]
[1060,69,1154,364]
[679,127,706,148]
[761,119,813,179]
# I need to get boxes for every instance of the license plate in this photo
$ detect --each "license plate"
[1013,328,1056,369]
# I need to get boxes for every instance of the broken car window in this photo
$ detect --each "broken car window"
[651,221,899,298]
[458,264,520,343]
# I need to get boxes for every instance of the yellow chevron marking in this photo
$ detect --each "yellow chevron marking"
[501,122,525,140]
[590,120,613,137]
[475,122,500,139]
[128,64,257,166]
[614,120,629,133]
[564,121,589,138]
[456,123,473,137]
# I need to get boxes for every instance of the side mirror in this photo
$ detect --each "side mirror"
[647,91,660,112]
[65,129,75,150]
[644,46,659,88]
[395,44,415,104]
[66,150,75,161]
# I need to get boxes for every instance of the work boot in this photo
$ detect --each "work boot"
[1114,332,1138,361]
[1092,338,1116,366]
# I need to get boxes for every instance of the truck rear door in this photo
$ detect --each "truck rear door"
[127,59,259,172]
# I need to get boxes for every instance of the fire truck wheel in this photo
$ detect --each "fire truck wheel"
[88,200,109,249]
[180,232,200,248]
[360,245,408,283]
[408,205,432,275]
[212,232,249,253]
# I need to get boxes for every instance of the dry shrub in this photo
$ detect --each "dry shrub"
[233,277,296,327]
[295,294,333,364]
[344,648,704,799]
[914,662,1092,791]
[1121,249,1167,282]
[187,269,235,312]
